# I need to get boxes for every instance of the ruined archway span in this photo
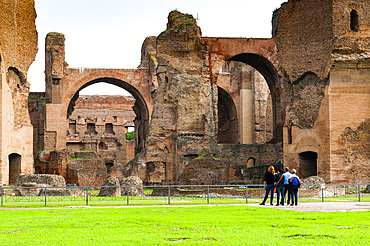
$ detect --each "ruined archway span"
[228,53,282,143]
[65,73,150,154]
[229,53,280,95]
[66,77,149,121]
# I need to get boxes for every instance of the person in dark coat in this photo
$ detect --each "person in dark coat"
[260,165,275,205]
[275,169,285,206]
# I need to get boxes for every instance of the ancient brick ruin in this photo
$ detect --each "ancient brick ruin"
[29,94,137,185]
[1,0,370,186]
[0,0,37,185]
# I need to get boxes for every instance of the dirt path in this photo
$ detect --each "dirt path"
[1,202,370,212]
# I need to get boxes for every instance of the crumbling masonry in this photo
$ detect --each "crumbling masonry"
[0,0,369,186]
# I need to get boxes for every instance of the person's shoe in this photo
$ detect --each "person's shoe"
[290,204,294,206]
[281,204,284,206]
[259,203,265,205]
[276,204,279,206]
[295,204,298,206]
[270,203,273,205]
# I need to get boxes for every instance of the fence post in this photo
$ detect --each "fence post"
[1,187,3,206]
[246,186,248,203]
[358,184,361,202]
[207,186,209,204]
[127,186,130,205]
[168,186,171,205]
[44,187,47,206]
[322,187,324,203]
[86,187,89,205]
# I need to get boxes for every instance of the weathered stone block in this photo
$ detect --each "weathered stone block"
[98,177,121,197]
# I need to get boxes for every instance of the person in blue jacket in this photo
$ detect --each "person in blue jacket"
[289,169,302,206]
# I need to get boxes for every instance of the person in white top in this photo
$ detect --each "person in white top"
[282,167,292,205]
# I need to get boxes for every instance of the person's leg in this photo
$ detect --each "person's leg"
[269,185,274,205]
[287,185,291,204]
[290,186,294,205]
[284,184,290,204]
[260,189,269,205]
[294,188,298,205]
[284,184,289,204]
[276,188,280,205]
[280,187,285,205]
[261,184,273,205]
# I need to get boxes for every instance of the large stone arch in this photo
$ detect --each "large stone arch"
[44,68,152,152]
[204,37,285,143]
[63,70,152,118]
[65,73,151,154]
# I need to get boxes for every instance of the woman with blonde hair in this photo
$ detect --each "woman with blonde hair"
[259,165,275,205]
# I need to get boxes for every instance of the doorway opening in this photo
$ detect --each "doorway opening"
[9,153,21,185]
[299,151,318,178]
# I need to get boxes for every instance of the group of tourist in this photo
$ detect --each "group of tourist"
[259,166,302,206]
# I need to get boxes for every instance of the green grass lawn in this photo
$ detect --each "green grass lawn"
[1,194,370,208]
[0,206,369,245]
[0,196,253,208]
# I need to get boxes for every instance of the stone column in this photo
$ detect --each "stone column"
[239,69,255,144]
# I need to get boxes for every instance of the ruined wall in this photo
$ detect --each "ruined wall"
[43,32,152,154]
[275,0,334,81]
[130,11,217,185]
[283,86,331,180]
[275,0,333,129]
[35,150,109,186]
[277,0,370,183]
[179,156,238,185]
[218,144,283,168]
[328,0,370,183]
[178,144,283,185]
[28,92,46,161]
[218,62,273,144]
[0,0,38,184]
[330,58,370,183]
[66,95,135,168]
[276,0,333,182]
[34,3,370,185]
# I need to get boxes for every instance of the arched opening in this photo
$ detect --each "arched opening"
[105,162,114,174]
[9,153,21,185]
[228,54,280,143]
[99,141,108,150]
[299,151,318,178]
[66,79,150,166]
[217,87,238,143]
[219,55,277,144]
[247,157,256,168]
[350,10,359,32]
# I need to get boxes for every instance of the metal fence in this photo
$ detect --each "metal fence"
[1,183,369,207]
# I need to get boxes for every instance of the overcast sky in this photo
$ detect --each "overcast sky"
[28,0,286,95]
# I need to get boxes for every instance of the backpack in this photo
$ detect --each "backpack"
[292,177,299,186]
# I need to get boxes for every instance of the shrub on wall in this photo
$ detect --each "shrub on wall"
[125,131,134,140]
